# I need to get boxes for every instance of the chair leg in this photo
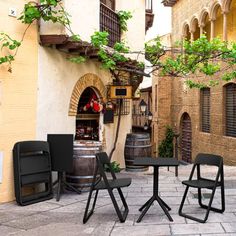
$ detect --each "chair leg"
[178,186,189,216]
[180,186,225,223]
[83,190,99,224]
[198,186,225,213]
[179,186,207,223]
[117,188,129,221]
[107,187,129,223]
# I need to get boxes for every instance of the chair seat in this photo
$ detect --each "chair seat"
[95,178,131,190]
[182,179,221,189]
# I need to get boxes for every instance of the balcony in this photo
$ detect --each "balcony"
[162,0,178,7]
[100,3,121,47]
[145,0,154,32]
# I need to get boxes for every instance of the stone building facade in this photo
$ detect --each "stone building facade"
[153,0,236,165]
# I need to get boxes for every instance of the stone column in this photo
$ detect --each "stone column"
[190,30,194,42]
[223,11,228,41]
[199,24,204,36]
[210,19,215,40]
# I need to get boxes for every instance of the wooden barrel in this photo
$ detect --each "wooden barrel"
[66,141,102,191]
[124,133,151,171]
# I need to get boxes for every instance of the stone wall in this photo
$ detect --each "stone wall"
[154,0,236,165]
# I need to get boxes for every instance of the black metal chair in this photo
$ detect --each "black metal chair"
[83,152,131,223]
[179,153,225,223]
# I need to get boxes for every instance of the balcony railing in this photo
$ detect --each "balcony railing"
[100,3,121,47]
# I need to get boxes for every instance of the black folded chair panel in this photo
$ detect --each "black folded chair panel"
[83,152,131,223]
[178,153,225,223]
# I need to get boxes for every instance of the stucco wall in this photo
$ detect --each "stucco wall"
[0,1,38,202]
[116,0,146,60]
[37,47,132,167]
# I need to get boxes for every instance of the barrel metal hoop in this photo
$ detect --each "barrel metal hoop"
[66,175,95,179]
[126,138,150,142]
[73,155,96,159]
[73,147,101,151]
[125,144,152,148]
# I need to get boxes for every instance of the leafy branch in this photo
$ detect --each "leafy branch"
[117,10,132,32]
[0,33,21,71]
[2,1,236,89]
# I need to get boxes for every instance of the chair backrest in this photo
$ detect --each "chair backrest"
[14,141,50,156]
[95,152,116,179]
[96,152,110,165]
[195,153,223,167]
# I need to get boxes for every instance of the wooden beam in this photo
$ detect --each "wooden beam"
[40,35,69,46]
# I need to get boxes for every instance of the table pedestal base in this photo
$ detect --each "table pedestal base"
[137,195,173,223]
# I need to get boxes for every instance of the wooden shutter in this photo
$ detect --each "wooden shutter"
[200,88,210,133]
[225,83,236,137]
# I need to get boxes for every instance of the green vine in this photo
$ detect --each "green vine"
[3,1,236,88]
[0,33,21,71]
[117,10,132,32]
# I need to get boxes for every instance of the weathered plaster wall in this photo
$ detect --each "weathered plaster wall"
[0,1,38,202]
[116,0,145,60]
[37,47,132,167]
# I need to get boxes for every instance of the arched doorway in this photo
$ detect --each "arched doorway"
[76,87,102,141]
[180,112,192,163]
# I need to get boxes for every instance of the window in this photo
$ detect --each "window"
[225,83,236,137]
[100,0,120,47]
[100,0,115,10]
[200,88,210,133]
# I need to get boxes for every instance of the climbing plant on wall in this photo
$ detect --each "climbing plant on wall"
[0,0,133,73]
[1,0,236,88]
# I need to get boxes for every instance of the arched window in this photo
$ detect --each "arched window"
[191,18,200,40]
[225,83,236,137]
[200,88,210,133]
[200,11,211,41]
[214,5,223,39]
[183,24,191,41]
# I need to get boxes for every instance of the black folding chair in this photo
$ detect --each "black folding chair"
[179,153,225,223]
[83,152,131,223]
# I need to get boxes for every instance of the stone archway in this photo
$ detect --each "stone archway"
[68,73,106,116]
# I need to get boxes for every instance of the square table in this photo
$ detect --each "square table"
[133,157,179,223]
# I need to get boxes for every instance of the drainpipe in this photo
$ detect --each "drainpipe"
[109,99,122,160]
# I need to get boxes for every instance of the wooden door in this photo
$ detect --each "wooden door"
[181,113,192,163]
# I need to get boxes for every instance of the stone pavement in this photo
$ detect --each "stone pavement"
[0,164,236,236]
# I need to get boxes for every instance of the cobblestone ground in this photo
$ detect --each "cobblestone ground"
[0,164,236,236]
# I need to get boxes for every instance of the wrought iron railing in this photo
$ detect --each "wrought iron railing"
[100,3,121,47]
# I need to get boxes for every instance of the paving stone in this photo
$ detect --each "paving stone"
[221,223,236,233]
[48,201,86,213]
[171,223,225,235]
[202,234,236,236]
[0,165,235,235]
[0,225,24,235]
[185,212,236,223]
[111,224,171,236]
[2,213,52,230]
[9,222,111,236]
